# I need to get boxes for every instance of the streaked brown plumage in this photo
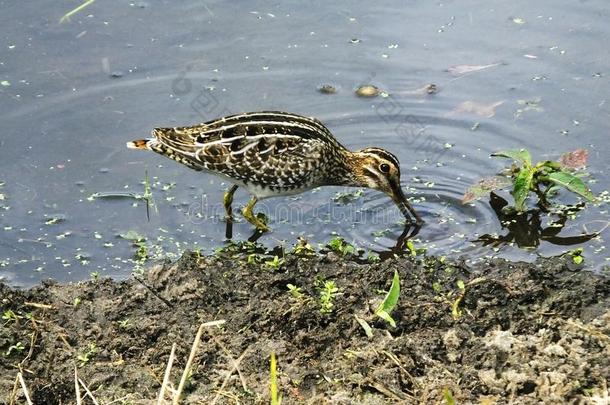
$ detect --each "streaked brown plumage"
[127,111,422,231]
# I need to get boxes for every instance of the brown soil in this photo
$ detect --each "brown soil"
[1,247,609,404]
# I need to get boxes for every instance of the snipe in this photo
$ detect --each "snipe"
[127,111,423,232]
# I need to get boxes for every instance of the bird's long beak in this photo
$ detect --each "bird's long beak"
[391,184,424,226]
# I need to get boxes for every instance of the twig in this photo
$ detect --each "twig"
[173,324,206,405]
[9,373,19,405]
[133,275,173,308]
[209,334,248,391]
[79,378,100,405]
[74,367,82,405]
[210,348,249,405]
[157,343,177,405]
[17,373,33,405]
[24,302,55,310]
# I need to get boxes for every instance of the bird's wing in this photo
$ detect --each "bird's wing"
[151,113,335,186]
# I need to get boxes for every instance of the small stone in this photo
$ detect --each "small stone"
[110,71,124,78]
[318,84,337,94]
[355,85,380,97]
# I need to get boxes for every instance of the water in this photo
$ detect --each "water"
[1,0,608,286]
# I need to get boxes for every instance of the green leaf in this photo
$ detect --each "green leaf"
[375,270,400,327]
[354,315,374,338]
[548,171,596,201]
[492,149,532,166]
[512,167,535,211]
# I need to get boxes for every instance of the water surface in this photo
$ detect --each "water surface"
[1,0,609,286]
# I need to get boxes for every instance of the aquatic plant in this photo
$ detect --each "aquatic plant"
[463,148,596,211]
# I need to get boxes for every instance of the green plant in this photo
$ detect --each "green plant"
[366,251,381,263]
[327,237,356,256]
[287,284,304,300]
[2,309,19,325]
[451,280,466,320]
[318,280,339,313]
[5,341,25,356]
[463,148,596,211]
[77,343,98,367]
[568,247,584,264]
[270,352,281,405]
[291,238,315,256]
[117,319,132,330]
[375,270,400,327]
[265,255,285,269]
[246,253,262,265]
[90,271,100,281]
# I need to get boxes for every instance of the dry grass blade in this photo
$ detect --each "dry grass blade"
[157,343,177,405]
[173,323,206,405]
[17,373,33,405]
[210,348,249,405]
[74,367,82,405]
[78,378,100,405]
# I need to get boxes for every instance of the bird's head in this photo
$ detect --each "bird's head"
[349,147,423,225]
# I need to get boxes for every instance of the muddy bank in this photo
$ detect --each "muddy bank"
[1,247,609,404]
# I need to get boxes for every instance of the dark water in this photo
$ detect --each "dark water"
[1,0,609,286]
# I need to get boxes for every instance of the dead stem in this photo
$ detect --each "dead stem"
[173,323,206,404]
[210,348,249,405]
[17,372,33,405]
[78,377,100,405]
[157,343,177,405]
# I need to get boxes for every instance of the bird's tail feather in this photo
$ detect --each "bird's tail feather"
[126,139,153,150]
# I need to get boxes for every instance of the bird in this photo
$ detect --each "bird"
[127,111,423,232]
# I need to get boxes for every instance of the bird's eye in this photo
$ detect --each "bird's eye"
[379,163,391,173]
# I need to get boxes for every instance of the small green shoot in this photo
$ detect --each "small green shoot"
[375,270,400,327]
[90,271,100,281]
[451,280,466,320]
[246,253,262,265]
[77,343,97,367]
[366,251,381,263]
[5,342,25,356]
[327,237,356,256]
[443,388,456,405]
[117,319,132,330]
[291,238,315,256]
[287,284,304,300]
[270,352,281,405]
[2,309,19,325]
[265,255,285,270]
[318,280,339,314]
[569,248,584,265]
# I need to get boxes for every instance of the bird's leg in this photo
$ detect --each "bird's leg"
[223,185,239,223]
[242,196,270,232]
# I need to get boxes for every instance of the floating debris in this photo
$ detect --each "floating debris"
[511,17,526,24]
[349,38,361,44]
[447,62,502,76]
[318,84,337,94]
[453,100,504,118]
[560,149,588,170]
[355,85,380,97]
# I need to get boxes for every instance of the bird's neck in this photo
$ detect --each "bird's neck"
[324,150,366,187]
